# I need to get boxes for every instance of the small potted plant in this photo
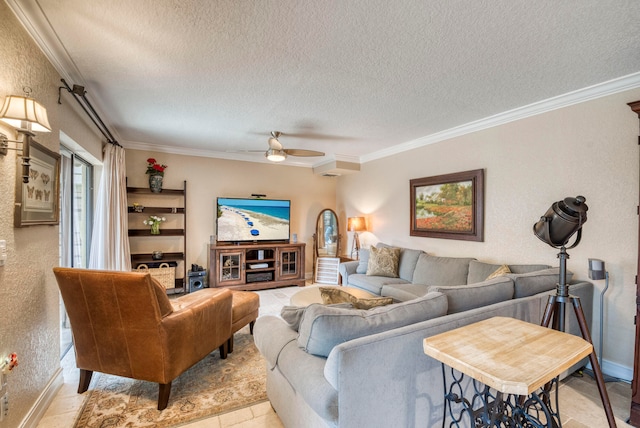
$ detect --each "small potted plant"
[143,215,166,235]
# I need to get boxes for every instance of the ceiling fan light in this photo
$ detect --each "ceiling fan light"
[266,148,287,162]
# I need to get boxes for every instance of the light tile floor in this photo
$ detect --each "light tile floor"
[39,284,633,427]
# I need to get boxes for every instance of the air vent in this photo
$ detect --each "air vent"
[313,159,360,176]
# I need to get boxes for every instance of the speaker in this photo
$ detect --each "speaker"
[588,258,606,280]
[188,270,208,292]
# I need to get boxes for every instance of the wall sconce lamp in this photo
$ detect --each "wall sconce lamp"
[0,91,52,183]
[347,216,366,259]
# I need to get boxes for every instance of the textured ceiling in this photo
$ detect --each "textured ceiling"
[8,0,640,167]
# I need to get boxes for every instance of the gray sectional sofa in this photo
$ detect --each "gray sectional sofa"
[254,243,593,428]
[340,244,565,307]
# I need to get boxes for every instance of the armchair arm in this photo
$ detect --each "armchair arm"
[160,288,233,381]
[339,261,359,285]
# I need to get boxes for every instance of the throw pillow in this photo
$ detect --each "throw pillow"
[366,246,401,278]
[319,286,394,309]
[297,291,448,357]
[486,264,511,280]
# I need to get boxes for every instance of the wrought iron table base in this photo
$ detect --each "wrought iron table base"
[441,364,561,428]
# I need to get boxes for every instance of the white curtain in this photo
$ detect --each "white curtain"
[88,144,131,270]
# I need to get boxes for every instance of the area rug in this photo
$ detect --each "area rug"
[73,330,267,427]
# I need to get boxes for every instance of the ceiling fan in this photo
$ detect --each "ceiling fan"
[264,131,325,162]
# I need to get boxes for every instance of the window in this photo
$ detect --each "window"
[59,146,94,357]
[60,147,93,268]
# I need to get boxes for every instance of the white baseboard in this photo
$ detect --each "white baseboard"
[586,358,633,383]
[19,367,63,428]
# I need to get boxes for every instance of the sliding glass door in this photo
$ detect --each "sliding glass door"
[59,147,93,357]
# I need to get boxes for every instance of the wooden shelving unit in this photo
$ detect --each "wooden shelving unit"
[127,180,187,293]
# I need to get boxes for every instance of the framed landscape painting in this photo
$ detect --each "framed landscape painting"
[410,169,484,241]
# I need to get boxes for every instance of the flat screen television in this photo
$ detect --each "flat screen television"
[216,197,291,243]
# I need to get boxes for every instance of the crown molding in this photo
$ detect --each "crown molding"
[361,72,640,164]
[11,1,640,167]
[5,0,82,84]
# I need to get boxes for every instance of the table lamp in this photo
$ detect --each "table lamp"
[347,216,366,259]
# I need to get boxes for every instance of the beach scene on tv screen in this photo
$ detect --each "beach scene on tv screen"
[217,198,290,241]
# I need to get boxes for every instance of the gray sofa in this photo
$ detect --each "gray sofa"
[254,244,593,428]
[340,244,561,306]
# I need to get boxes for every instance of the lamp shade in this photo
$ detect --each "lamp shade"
[347,216,366,232]
[0,95,51,132]
[533,196,587,247]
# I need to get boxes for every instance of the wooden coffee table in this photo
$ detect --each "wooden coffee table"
[290,285,376,306]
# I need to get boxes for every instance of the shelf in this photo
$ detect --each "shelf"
[128,207,185,214]
[127,186,185,195]
[128,229,185,236]
[131,252,184,263]
[246,258,275,263]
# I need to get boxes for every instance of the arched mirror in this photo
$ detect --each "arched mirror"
[313,209,341,284]
[315,209,340,258]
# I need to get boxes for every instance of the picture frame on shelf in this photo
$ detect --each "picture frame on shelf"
[409,168,484,241]
[14,140,61,227]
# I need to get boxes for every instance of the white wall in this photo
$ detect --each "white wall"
[337,88,640,379]
[125,150,338,277]
[0,2,104,426]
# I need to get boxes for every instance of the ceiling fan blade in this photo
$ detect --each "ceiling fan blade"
[283,148,325,157]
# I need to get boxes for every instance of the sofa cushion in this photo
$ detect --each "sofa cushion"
[467,261,551,284]
[280,303,353,331]
[376,243,424,282]
[427,277,514,314]
[507,268,570,298]
[347,274,410,295]
[297,292,448,357]
[367,246,401,277]
[355,248,370,274]
[381,283,431,302]
[319,286,394,309]
[412,253,475,286]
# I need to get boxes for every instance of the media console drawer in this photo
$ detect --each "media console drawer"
[246,272,273,282]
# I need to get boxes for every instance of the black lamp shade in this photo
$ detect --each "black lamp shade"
[533,196,588,247]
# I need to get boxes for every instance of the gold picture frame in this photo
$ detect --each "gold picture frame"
[14,140,60,227]
[410,168,484,241]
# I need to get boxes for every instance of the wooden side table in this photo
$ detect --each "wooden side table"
[423,317,593,427]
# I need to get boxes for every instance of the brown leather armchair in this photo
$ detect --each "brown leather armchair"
[53,267,233,410]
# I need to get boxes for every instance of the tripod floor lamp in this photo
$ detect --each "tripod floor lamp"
[533,196,616,427]
[347,216,366,259]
